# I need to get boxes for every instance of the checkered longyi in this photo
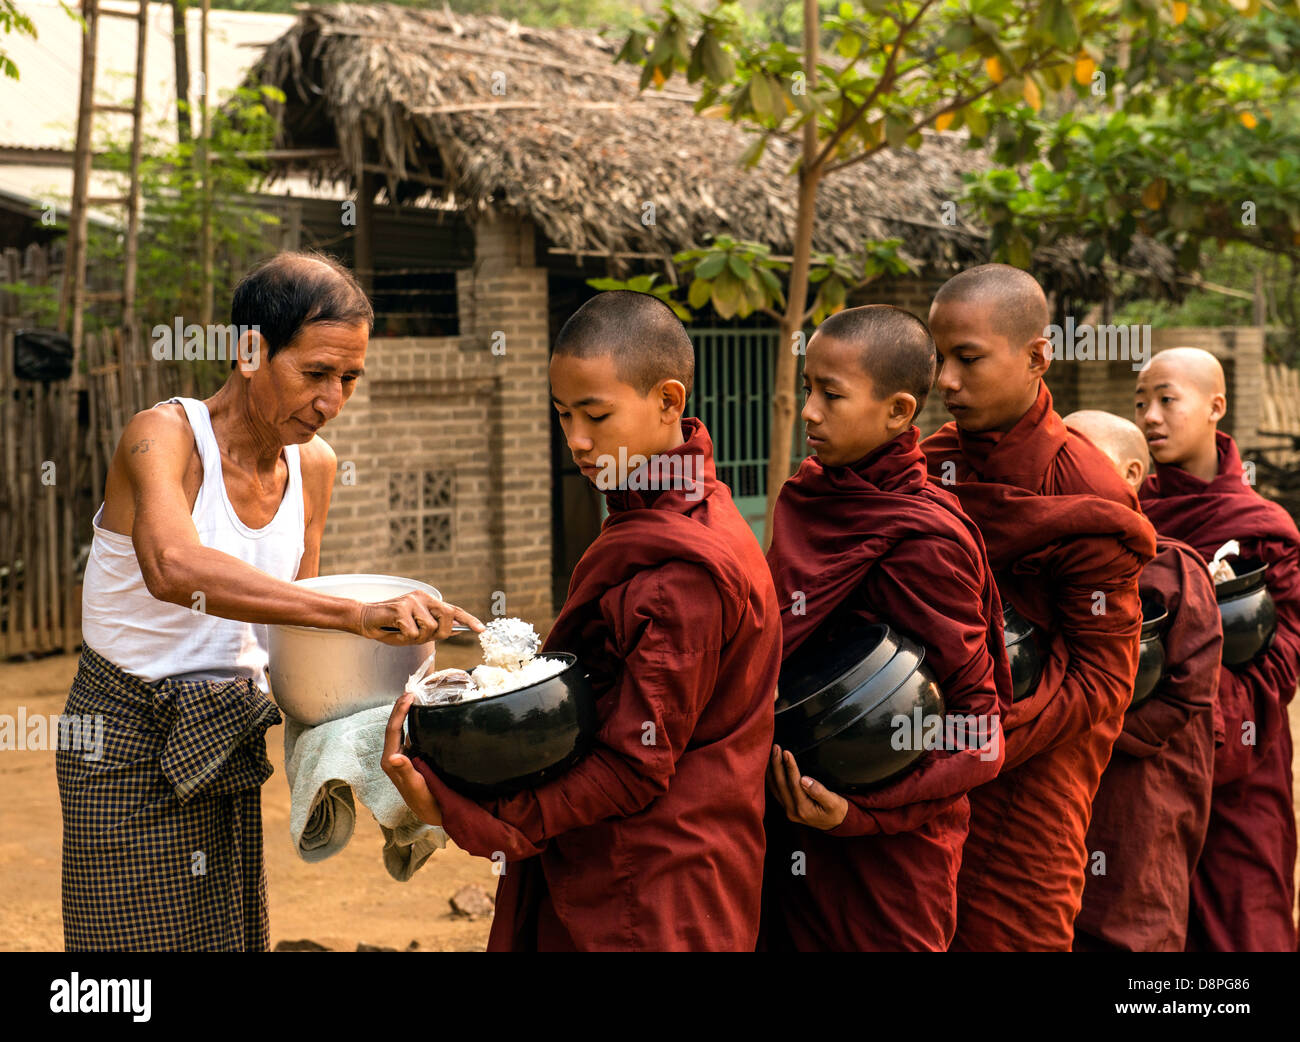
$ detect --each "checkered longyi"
[55,645,282,951]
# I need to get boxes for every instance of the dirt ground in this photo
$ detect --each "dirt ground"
[3,643,1298,952]
[0,640,497,952]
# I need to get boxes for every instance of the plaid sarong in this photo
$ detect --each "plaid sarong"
[56,645,282,951]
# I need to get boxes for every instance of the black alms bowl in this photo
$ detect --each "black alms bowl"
[1215,558,1277,669]
[1003,602,1044,703]
[1131,593,1169,708]
[775,619,945,793]
[406,654,598,799]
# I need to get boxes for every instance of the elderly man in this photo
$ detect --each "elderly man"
[56,252,481,952]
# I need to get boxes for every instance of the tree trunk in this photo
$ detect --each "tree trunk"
[172,1,191,144]
[761,0,822,548]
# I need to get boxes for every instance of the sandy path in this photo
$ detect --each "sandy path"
[0,643,496,952]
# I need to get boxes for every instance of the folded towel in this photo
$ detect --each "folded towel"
[283,703,447,881]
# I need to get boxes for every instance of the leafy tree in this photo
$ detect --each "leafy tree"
[962,1,1300,277]
[608,0,1142,542]
[1,0,37,79]
[68,85,286,391]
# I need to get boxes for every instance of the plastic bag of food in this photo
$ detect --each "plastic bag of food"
[1209,540,1241,585]
[405,651,480,706]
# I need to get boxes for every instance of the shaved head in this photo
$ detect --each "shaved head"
[813,304,936,414]
[1134,346,1228,479]
[1064,409,1150,490]
[931,263,1049,348]
[1140,347,1226,396]
[553,290,694,397]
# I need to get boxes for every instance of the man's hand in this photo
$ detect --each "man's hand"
[359,592,485,645]
[766,744,848,831]
[381,692,444,826]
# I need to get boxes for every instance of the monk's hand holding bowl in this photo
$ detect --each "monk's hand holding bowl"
[358,591,485,644]
[382,692,444,826]
[767,745,848,830]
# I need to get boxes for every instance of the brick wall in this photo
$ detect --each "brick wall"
[317,213,555,631]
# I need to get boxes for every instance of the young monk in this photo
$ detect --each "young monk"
[381,290,782,951]
[762,305,1011,951]
[1064,409,1221,952]
[920,264,1157,951]
[1135,347,1300,952]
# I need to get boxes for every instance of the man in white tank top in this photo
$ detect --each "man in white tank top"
[57,252,483,952]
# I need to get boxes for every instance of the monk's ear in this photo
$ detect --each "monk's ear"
[1027,335,1051,377]
[1208,392,1227,425]
[1125,458,1146,488]
[656,378,687,421]
[887,391,917,432]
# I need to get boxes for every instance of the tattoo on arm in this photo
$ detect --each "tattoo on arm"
[129,438,154,455]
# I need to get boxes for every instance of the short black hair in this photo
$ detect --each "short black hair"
[814,304,936,416]
[229,251,373,368]
[552,291,694,397]
[931,263,1048,348]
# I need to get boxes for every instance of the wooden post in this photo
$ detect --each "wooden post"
[354,172,376,294]
[199,0,213,330]
[59,0,100,354]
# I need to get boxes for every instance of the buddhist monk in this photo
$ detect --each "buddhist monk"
[1064,409,1221,951]
[382,291,783,951]
[920,264,1156,951]
[762,305,1011,951]
[1135,346,1300,951]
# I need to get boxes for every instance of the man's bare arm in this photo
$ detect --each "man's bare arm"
[120,410,480,642]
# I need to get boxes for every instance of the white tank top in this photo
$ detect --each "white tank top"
[81,396,306,693]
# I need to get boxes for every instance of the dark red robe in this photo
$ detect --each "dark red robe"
[1139,430,1300,952]
[762,427,1012,951]
[413,419,781,951]
[1073,536,1221,951]
[922,383,1157,951]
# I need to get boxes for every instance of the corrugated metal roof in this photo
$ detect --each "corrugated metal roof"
[0,0,336,209]
[2,0,296,149]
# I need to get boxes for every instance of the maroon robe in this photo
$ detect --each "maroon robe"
[413,419,781,951]
[1140,430,1300,951]
[1073,536,1221,951]
[763,427,1012,951]
[922,383,1157,950]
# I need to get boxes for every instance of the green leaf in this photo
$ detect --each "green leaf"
[695,253,727,279]
[740,134,768,168]
[711,270,742,319]
[757,266,786,306]
[885,115,910,149]
[688,276,712,310]
[1035,0,1079,53]
[1006,232,1034,269]
[728,254,752,280]
[749,73,782,122]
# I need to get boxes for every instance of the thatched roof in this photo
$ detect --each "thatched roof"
[247,4,1177,299]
